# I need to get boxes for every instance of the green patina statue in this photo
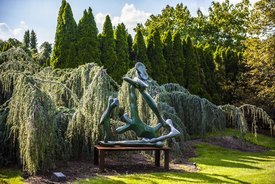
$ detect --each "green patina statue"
[99,62,180,147]
[100,96,119,142]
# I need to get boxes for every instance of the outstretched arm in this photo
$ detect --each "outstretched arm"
[144,119,181,143]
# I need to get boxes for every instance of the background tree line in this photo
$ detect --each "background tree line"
[0,29,52,66]
[49,0,244,104]
[0,0,273,119]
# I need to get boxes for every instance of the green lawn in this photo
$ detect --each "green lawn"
[1,129,274,184]
[75,130,275,184]
[0,169,23,184]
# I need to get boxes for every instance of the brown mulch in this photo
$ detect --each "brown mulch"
[24,136,270,183]
[25,153,189,184]
[201,136,269,152]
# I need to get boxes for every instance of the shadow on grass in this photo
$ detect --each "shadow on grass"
[190,143,275,170]
[0,169,21,179]
[76,132,275,184]
[0,169,23,184]
[135,172,230,183]
[76,144,275,184]
[238,154,275,164]
[80,172,251,184]
[74,175,127,184]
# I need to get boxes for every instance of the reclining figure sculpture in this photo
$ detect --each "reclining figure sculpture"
[99,62,180,147]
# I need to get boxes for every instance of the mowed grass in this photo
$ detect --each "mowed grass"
[1,129,274,184]
[75,129,275,184]
[0,169,23,184]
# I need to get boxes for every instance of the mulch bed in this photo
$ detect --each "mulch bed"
[201,136,269,152]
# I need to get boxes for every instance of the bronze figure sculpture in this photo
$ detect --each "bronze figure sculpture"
[99,62,180,147]
[100,96,119,142]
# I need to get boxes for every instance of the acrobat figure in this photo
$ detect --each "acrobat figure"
[99,62,180,147]
[99,96,119,142]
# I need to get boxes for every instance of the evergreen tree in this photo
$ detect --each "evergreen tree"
[114,23,130,83]
[39,42,52,66]
[133,29,150,74]
[146,30,167,84]
[222,47,240,103]
[194,45,212,100]
[202,45,220,103]
[171,31,185,85]
[127,34,135,64]
[162,31,173,82]
[100,15,117,75]
[213,46,225,84]
[224,48,239,82]
[23,30,30,48]
[182,35,200,93]
[51,0,77,68]
[213,46,241,103]
[30,30,38,53]
[77,7,100,65]
[146,32,154,76]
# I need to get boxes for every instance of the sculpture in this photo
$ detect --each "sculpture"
[99,96,119,142]
[99,62,180,147]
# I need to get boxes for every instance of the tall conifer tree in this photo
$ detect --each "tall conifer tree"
[23,30,30,48]
[202,45,220,103]
[133,29,150,74]
[39,41,52,66]
[127,34,135,64]
[172,31,185,85]
[51,0,77,68]
[213,46,226,85]
[194,45,212,100]
[100,15,117,75]
[114,23,130,83]
[30,30,38,53]
[182,35,200,93]
[147,30,167,84]
[162,31,173,82]
[77,7,100,65]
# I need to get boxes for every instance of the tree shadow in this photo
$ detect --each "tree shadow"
[75,176,126,184]
[198,158,262,170]
[191,143,275,170]
[143,172,249,184]
[238,155,275,164]
[76,138,275,183]
[0,169,23,183]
